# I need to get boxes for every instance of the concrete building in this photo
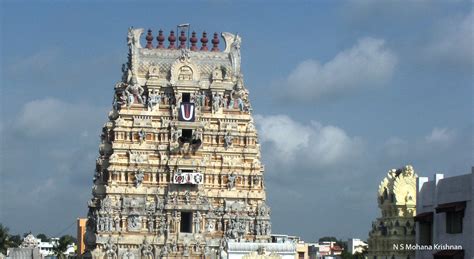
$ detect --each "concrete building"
[77,218,87,256]
[298,241,343,259]
[347,238,368,255]
[368,165,418,259]
[415,168,473,259]
[6,234,76,258]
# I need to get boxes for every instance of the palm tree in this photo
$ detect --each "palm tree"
[0,224,13,255]
[53,235,75,259]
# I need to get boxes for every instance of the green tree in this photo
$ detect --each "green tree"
[53,235,76,258]
[36,233,49,242]
[9,235,22,247]
[0,224,22,255]
[338,239,352,259]
[0,224,11,255]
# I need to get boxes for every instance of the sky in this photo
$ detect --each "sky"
[0,0,473,241]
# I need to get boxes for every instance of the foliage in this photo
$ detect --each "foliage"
[36,233,49,242]
[53,235,76,258]
[9,235,22,247]
[0,224,21,255]
[0,224,10,255]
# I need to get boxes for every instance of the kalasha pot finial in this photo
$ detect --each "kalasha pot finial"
[179,30,187,49]
[156,29,165,49]
[168,30,176,49]
[145,29,154,49]
[200,31,208,51]
[211,32,219,52]
[190,31,198,51]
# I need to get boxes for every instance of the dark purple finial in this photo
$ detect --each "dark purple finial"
[157,29,165,49]
[190,31,198,51]
[168,30,176,49]
[145,29,154,49]
[179,30,187,49]
[211,32,219,52]
[200,31,208,51]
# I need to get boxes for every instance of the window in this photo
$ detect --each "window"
[180,212,192,233]
[298,252,304,259]
[179,129,193,143]
[446,210,463,234]
[182,93,190,103]
[435,201,466,234]
[419,221,432,245]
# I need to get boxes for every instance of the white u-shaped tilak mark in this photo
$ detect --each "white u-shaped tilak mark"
[181,105,194,120]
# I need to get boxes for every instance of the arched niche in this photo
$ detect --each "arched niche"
[170,57,200,85]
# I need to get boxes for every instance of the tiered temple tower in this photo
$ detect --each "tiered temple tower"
[367,165,417,259]
[84,27,272,258]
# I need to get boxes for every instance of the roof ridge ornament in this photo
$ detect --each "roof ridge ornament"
[222,32,242,77]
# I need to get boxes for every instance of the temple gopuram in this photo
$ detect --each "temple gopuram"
[83,27,287,258]
[367,165,418,259]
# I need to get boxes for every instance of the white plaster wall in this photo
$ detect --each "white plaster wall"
[416,172,473,259]
[436,174,472,259]
[228,252,295,259]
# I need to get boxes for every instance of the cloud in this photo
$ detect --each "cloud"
[383,127,459,161]
[277,37,397,101]
[425,127,456,145]
[255,114,365,169]
[15,97,107,138]
[8,49,61,76]
[1,97,107,236]
[425,10,474,66]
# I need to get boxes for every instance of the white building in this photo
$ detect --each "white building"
[226,241,296,259]
[347,238,368,255]
[7,235,76,258]
[38,240,54,256]
[415,168,473,259]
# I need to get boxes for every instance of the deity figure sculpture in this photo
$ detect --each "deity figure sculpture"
[123,248,135,259]
[184,190,191,204]
[224,132,233,149]
[147,217,154,232]
[128,215,141,231]
[104,237,117,259]
[206,220,214,232]
[212,93,221,113]
[147,89,161,111]
[141,239,154,259]
[112,92,126,111]
[227,172,236,190]
[125,77,144,107]
[134,170,144,187]
[197,91,206,107]
[138,129,146,144]
[161,244,169,256]
[194,211,201,233]
[228,96,234,109]
[114,216,121,231]
[237,97,244,111]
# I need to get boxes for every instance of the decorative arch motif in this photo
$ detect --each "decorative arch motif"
[170,51,200,85]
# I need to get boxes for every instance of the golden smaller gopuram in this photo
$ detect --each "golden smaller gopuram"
[368,165,418,259]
